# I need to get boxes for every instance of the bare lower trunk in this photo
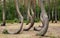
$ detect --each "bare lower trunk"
[23,8,34,31]
[23,0,34,31]
[6,0,23,34]
[54,0,57,23]
[52,8,54,23]
[1,0,6,26]
[34,0,49,36]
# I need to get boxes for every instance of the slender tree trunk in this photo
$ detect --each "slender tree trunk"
[1,0,6,26]
[54,0,57,23]
[47,0,51,21]
[51,0,54,23]
[31,0,36,19]
[52,8,54,23]
[24,0,28,8]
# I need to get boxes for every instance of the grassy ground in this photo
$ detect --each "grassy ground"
[0,22,60,38]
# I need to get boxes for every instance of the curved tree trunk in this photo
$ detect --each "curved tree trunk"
[23,0,35,31]
[34,0,49,36]
[6,0,23,34]
[31,0,36,19]
[26,0,35,25]
[1,0,6,26]
[24,9,34,31]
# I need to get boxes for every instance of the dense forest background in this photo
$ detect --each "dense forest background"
[0,0,60,23]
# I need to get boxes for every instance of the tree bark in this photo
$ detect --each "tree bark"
[1,0,6,26]
[6,0,23,34]
[34,0,49,36]
[54,0,57,23]
[52,8,54,23]
[23,0,34,31]
[47,0,51,21]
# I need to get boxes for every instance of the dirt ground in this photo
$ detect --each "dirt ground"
[0,22,60,38]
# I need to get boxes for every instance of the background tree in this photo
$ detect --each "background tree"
[1,0,6,26]
[47,0,51,21]
[54,0,58,23]
[23,0,35,31]
[6,0,23,34]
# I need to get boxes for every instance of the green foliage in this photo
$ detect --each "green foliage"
[34,18,40,22]
[0,0,60,22]
[0,5,2,20]
[5,0,16,20]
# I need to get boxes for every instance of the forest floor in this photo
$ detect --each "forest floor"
[0,21,60,38]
